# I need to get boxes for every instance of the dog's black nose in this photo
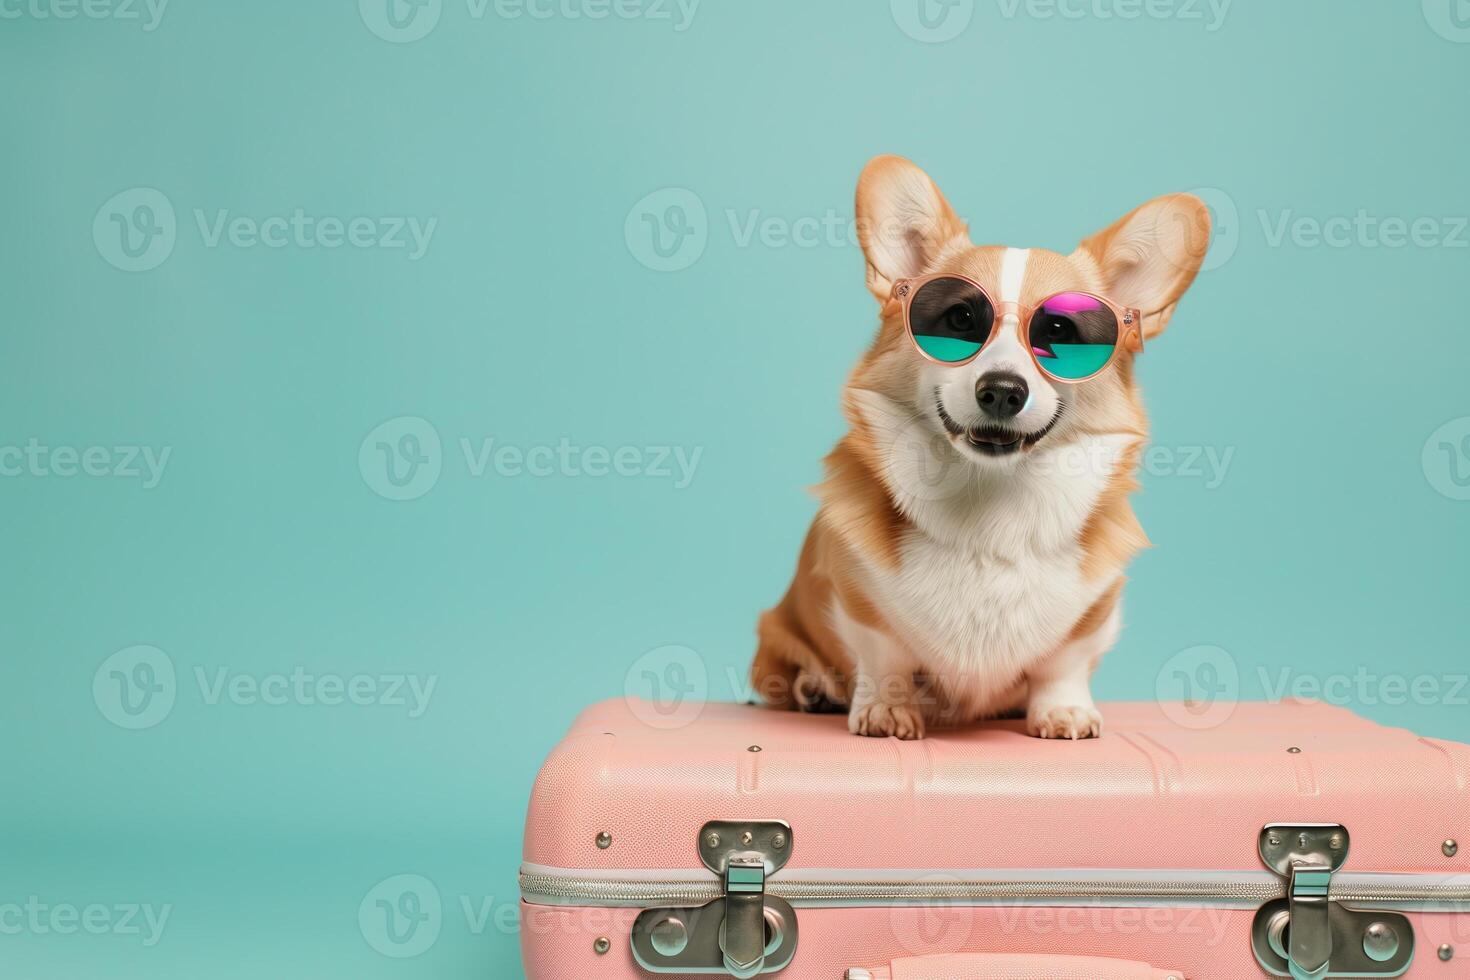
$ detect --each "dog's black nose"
[976,373,1028,420]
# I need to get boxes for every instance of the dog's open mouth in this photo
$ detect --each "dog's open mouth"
[963,425,1027,455]
[935,392,1059,457]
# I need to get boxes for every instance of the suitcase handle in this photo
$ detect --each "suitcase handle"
[845,952,1185,980]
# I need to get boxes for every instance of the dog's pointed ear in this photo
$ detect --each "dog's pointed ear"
[855,156,969,304]
[1076,193,1211,339]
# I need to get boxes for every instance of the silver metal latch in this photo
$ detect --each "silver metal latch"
[1251,824,1414,978]
[632,821,798,977]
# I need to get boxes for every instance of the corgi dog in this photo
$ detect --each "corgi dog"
[751,156,1210,740]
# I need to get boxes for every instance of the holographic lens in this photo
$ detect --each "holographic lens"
[1027,291,1120,381]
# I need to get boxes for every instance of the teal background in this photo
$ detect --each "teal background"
[4,1,1470,976]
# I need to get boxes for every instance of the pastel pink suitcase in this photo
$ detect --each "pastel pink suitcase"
[520,699,1470,979]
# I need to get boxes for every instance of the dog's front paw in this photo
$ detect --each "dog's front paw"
[849,701,926,740]
[1027,703,1102,740]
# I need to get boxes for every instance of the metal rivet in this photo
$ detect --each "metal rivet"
[594,937,611,955]
[1267,834,1282,847]
[1363,921,1399,962]
[649,914,689,957]
[748,745,762,753]
[1287,746,1302,754]
[1440,943,1454,961]
[772,833,787,850]
[740,831,754,846]
[1265,908,1291,960]
[705,832,721,849]
[1445,839,1459,857]
[1330,834,1344,850]
[595,831,612,850]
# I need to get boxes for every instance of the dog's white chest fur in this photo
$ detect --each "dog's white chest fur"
[844,413,1129,714]
[893,531,1088,671]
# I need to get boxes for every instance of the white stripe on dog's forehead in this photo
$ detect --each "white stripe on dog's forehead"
[977,249,1032,373]
[999,248,1030,304]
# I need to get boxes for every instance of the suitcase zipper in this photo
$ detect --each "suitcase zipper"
[519,867,1470,910]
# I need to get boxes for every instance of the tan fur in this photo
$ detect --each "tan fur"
[1069,577,1125,642]
[751,521,855,710]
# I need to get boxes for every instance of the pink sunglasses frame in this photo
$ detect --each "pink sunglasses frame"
[891,273,1145,383]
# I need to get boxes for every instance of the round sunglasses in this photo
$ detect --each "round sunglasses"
[892,274,1144,383]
